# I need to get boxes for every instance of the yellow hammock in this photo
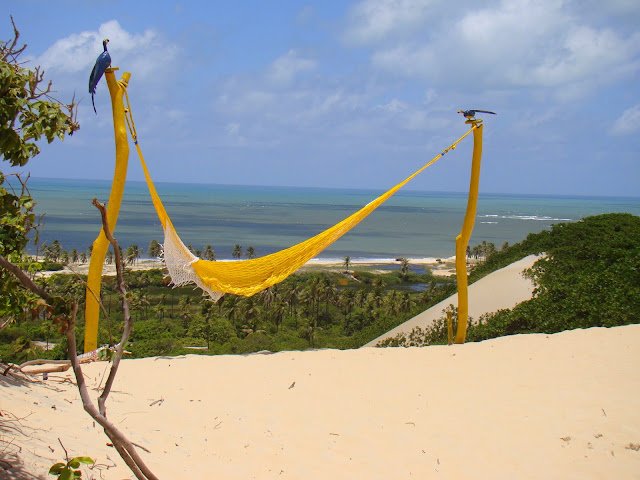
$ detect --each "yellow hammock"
[126,95,477,300]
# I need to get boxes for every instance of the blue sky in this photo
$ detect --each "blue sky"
[5,0,640,196]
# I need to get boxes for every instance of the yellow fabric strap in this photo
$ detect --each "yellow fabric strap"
[128,93,476,297]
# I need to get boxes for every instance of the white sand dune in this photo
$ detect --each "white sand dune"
[365,254,541,347]
[2,323,640,479]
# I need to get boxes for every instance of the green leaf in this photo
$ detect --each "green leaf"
[59,468,73,480]
[48,463,65,474]
[70,456,94,465]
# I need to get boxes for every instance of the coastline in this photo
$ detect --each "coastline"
[39,255,461,278]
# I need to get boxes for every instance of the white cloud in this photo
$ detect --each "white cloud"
[424,89,438,105]
[610,104,640,135]
[217,87,277,116]
[508,26,640,88]
[349,0,640,96]
[34,20,179,81]
[376,98,408,113]
[345,0,438,45]
[266,50,317,87]
[225,122,246,146]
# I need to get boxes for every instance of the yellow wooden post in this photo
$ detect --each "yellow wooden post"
[454,121,483,344]
[83,68,131,352]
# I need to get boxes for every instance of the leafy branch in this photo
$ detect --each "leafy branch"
[1,16,79,167]
[48,438,94,480]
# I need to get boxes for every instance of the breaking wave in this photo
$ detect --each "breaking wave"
[480,214,573,222]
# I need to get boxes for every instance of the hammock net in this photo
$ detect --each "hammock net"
[134,123,476,301]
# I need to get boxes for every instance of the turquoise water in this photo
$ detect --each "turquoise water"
[24,178,640,260]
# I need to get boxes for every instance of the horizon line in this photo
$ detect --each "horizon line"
[22,176,640,201]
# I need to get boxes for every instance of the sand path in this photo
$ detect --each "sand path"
[365,254,541,347]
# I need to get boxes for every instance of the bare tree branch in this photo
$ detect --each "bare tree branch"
[64,302,158,480]
[1,15,27,61]
[91,198,132,415]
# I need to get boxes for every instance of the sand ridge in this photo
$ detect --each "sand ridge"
[2,324,639,479]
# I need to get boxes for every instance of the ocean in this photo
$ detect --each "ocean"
[24,178,640,261]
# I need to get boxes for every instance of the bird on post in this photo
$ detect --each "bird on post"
[89,39,111,114]
[458,109,496,120]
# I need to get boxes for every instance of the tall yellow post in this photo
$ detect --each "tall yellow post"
[84,68,131,352]
[454,121,483,344]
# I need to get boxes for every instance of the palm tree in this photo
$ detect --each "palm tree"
[126,291,141,321]
[138,292,151,319]
[179,294,193,313]
[319,276,337,325]
[69,249,79,264]
[343,256,351,273]
[385,289,400,316]
[245,246,256,259]
[126,245,141,265]
[260,285,278,321]
[200,300,215,317]
[105,249,113,265]
[241,298,262,334]
[337,288,355,323]
[203,245,216,261]
[354,289,367,308]
[399,257,410,279]
[399,292,414,313]
[223,295,240,326]
[303,317,317,348]
[148,239,161,258]
[303,276,321,325]
[154,302,166,322]
[367,290,383,309]
[80,251,88,263]
[232,244,243,259]
[283,281,301,318]
[50,240,62,262]
[272,302,286,331]
[179,295,193,329]
[40,245,51,262]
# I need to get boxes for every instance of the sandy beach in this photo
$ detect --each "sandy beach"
[39,255,459,278]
